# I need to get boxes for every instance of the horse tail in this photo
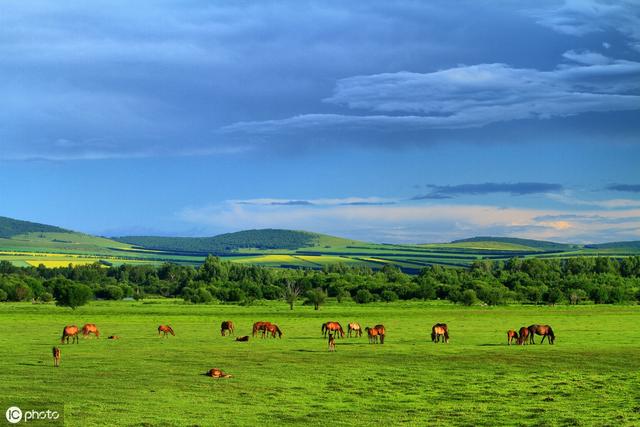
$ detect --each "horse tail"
[61,329,66,343]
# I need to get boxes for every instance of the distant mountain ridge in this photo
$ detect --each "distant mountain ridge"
[0,216,70,238]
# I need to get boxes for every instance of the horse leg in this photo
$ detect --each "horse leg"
[540,335,546,344]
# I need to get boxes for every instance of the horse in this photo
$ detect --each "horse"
[347,322,362,338]
[221,320,235,336]
[82,323,100,339]
[61,325,79,344]
[507,329,519,345]
[52,347,61,367]
[264,323,283,338]
[374,324,386,344]
[158,325,175,338]
[431,323,449,344]
[236,336,249,342]
[517,326,529,345]
[107,335,120,340]
[365,326,380,344]
[321,322,345,338]
[528,324,555,344]
[328,333,336,352]
[252,321,272,337]
[205,368,232,378]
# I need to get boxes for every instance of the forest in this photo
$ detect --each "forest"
[1,255,640,307]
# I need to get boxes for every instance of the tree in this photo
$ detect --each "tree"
[354,289,373,304]
[54,283,93,309]
[461,289,479,306]
[304,287,327,310]
[283,280,301,310]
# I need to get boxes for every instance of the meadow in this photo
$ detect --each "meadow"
[2,301,639,426]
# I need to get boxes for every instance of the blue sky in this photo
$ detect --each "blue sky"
[1,0,639,243]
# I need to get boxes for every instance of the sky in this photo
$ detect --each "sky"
[1,0,639,243]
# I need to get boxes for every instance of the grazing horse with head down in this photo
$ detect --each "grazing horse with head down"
[365,326,379,344]
[528,324,555,344]
[264,323,283,338]
[517,326,529,345]
[252,321,272,337]
[374,324,385,344]
[431,323,449,344]
[507,329,519,345]
[322,322,345,338]
[52,347,61,367]
[347,322,362,338]
[82,323,100,339]
[220,320,235,336]
[158,325,175,338]
[61,325,79,344]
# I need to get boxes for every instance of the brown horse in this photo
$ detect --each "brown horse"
[158,325,175,337]
[236,336,249,342]
[374,324,386,344]
[507,329,519,345]
[431,323,449,343]
[322,322,345,338]
[252,321,272,337]
[347,322,362,337]
[517,326,529,345]
[528,324,555,344]
[264,323,283,338]
[221,320,235,336]
[365,326,379,344]
[205,368,232,378]
[82,323,100,338]
[328,333,336,352]
[61,325,79,344]
[52,347,61,367]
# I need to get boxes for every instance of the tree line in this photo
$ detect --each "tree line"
[1,255,640,308]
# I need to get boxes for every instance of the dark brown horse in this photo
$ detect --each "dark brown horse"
[528,324,555,344]
[82,323,100,338]
[347,322,362,338]
[252,321,272,337]
[322,322,345,338]
[507,329,519,345]
[236,336,249,342]
[328,333,336,352]
[365,326,379,344]
[52,347,61,367]
[517,326,529,345]
[61,325,79,344]
[374,324,385,344]
[158,325,175,337]
[264,323,283,338]
[431,323,449,343]
[221,320,235,336]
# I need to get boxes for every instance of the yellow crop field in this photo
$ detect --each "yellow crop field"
[233,255,298,264]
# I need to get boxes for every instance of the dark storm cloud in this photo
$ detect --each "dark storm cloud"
[412,182,563,200]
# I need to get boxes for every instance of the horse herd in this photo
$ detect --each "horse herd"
[51,320,555,369]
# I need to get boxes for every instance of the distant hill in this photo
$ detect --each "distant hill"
[113,229,348,254]
[450,236,575,251]
[585,241,640,250]
[0,216,69,238]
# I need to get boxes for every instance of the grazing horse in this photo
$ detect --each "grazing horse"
[158,325,175,338]
[328,333,336,352]
[517,326,529,345]
[347,322,362,338]
[374,324,386,344]
[365,327,379,344]
[507,329,519,345]
[528,324,555,344]
[52,347,61,367]
[205,368,232,378]
[431,323,449,344]
[321,322,345,338]
[236,336,249,342]
[82,323,100,338]
[252,321,272,337]
[61,325,79,344]
[264,323,283,338]
[220,320,235,336]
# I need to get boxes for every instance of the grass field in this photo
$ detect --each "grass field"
[2,301,639,426]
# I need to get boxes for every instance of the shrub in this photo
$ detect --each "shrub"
[354,289,373,304]
[54,283,93,309]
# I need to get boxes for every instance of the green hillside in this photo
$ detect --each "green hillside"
[585,241,640,250]
[0,216,69,238]
[114,229,358,254]
[450,236,575,251]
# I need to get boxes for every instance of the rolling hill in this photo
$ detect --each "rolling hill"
[0,216,70,238]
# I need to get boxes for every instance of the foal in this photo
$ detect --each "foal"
[328,333,336,352]
[52,347,61,367]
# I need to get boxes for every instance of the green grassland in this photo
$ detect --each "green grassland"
[1,301,639,426]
